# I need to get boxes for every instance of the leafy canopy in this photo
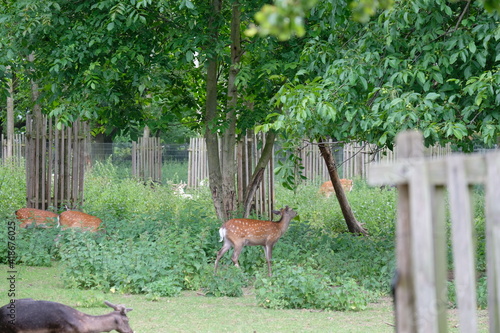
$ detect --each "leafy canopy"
[259,0,500,152]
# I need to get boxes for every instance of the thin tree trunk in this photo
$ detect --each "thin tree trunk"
[242,130,276,217]
[318,138,368,235]
[6,66,14,159]
[219,0,241,219]
[29,53,44,209]
[204,0,226,221]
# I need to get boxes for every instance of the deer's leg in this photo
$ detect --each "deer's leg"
[215,241,232,273]
[264,245,273,277]
[231,244,243,268]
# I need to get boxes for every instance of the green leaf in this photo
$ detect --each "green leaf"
[425,93,440,101]
[416,71,426,85]
[468,41,477,54]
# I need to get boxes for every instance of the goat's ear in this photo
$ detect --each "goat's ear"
[118,306,133,314]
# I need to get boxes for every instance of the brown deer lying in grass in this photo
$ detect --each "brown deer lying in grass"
[0,299,133,333]
[214,206,297,276]
[15,208,58,228]
[318,179,353,198]
[16,208,102,232]
[59,210,103,232]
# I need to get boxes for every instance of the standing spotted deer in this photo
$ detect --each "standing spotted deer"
[214,206,297,276]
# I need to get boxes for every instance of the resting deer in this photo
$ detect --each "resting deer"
[15,208,59,228]
[214,206,297,276]
[0,299,133,333]
[318,179,353,198]
[59,210,102,232]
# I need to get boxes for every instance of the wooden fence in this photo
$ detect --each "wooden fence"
[368,131,499,333]
[342,141,452,179]
[237,132,275,219]
[187,137,208,188]
[1,133,25,166]
[264,140,452,185]
[132,137,162,183]
[25,115,90,210]
[187,138,452,191]
[188,134,274,218]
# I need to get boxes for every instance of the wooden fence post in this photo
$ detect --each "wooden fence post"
[486,153,500,332]
[369,130,500,333]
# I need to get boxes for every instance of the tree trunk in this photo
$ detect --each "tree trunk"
[219,1,241,219]
[6,66,14,159]
[317,138,368,235]
[204,0,227,221]
[29,53,45,209]
[143,125,150,138]
[242,130,276,217]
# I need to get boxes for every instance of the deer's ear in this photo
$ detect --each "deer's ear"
[272,210,281,215]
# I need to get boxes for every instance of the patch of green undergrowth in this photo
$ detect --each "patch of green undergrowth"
[255,263,375,311]
[201,266,247,297]
[59,225,211,294]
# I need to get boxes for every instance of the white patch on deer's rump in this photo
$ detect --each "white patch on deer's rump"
[219,227,226,242]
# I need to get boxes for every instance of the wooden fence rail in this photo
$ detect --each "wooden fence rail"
[368,130,499,333]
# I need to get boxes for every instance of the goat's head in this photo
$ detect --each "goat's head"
[104,301,134,333]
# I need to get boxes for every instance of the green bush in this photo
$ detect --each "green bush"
[201,266,246,297]
[144,275,183,298]
[254,263,375,311]
[15,226,62,266]
[59,226,210,294]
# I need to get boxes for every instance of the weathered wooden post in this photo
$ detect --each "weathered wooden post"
[369,130,500,333]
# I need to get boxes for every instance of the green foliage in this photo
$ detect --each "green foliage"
[247,0,318,40]
[59,225,210,294]
[73,293,106,308]
[162,161,189,184]
[247,0,396,40]
[0,162,26,219]
[15,227,61,267]
[268,0,500,151]
[84,160,178,221]
[255,263,375,311]
[144,276,183,298]
[201,266,246,297]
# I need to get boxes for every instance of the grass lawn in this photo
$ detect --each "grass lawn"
[0,264,490,332]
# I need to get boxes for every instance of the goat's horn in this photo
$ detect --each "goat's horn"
[104,301,117,309]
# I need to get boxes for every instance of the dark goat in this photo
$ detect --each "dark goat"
[0,299,133,333]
